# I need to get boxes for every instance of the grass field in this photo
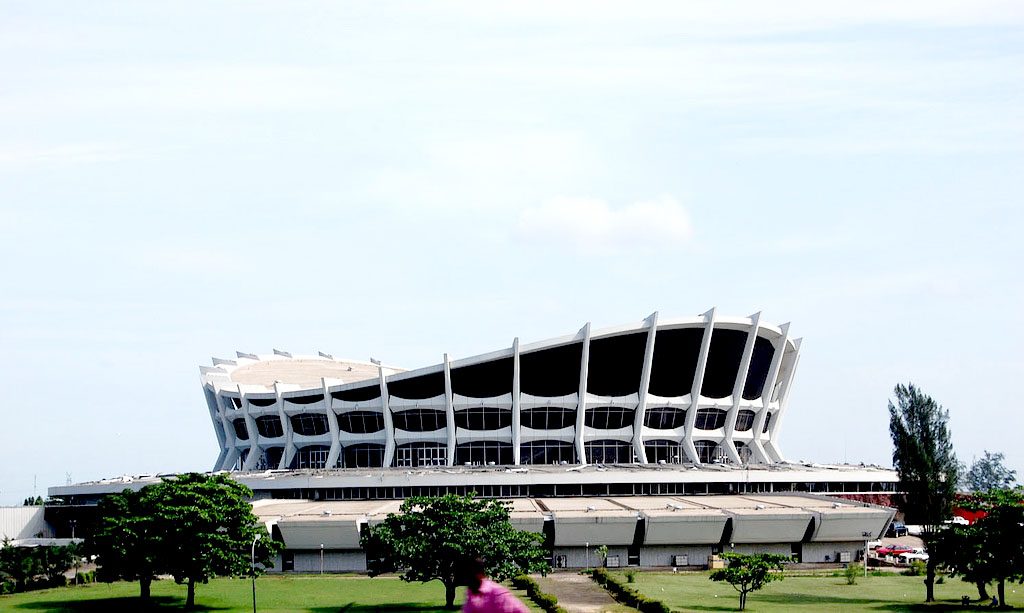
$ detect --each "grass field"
[0,575,544,612]
[620,571,1021,612]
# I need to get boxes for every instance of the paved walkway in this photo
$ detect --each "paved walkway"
[534,572,634,613]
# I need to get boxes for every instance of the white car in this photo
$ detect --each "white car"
[897,549,929,564]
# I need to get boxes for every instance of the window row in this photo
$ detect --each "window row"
[239,436,766,470]
[231,411,774,440]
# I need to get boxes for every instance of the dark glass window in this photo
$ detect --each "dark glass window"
[450,357,513,397]
[387,371,445,399]
[291,445,331,469]
[394,442,447,467]
[648,328,703,397]
[255,415,284,438]
[584,440,633,464]
[742,337,775,400]
[337,411,384,434]
[284,394,323,405]
[587,333,647,396]
[344,443,384,468]
[454,407,512,431]
[519,343,583,396]
[694,440,721,463]
[392,409,446,432]
[258,446,284,469]
[290,413,329,436]
[734,410,756,432]
[735,441,752,464]
[584,406,635,429]
[232,419,249,441]
[694,408,727,430]
[520,441,577,465]
[455,441,513,466]
[331,386,381,402]
[644,440,685,464]
[521,407,575,430]
[701,329,747,399]
[643,407,686,429]
[248,397,277,407]
[763,413,773,434]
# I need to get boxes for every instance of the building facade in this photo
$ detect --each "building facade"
[201,309,801,473]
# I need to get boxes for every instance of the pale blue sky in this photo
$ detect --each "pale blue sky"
[1,1,1022,503]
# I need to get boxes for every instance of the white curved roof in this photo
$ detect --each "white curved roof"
[202,354,404,391]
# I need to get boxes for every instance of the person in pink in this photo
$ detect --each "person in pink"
[461,557,530,613]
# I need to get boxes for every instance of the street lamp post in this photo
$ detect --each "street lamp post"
[251,534,261,613]
[585,542,589,570]
[320,544,325,575]
[862,531,873,578]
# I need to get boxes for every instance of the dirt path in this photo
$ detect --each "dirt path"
[534,572,635,613]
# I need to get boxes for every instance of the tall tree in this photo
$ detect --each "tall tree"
[888,382,958,603]
[709,552,789,611]
[151,473,278,609]
[92,487,163,601]
[962,488,1024,608]
[966,451,1018,493]
[91,473,278,609]
[362,494,550,608]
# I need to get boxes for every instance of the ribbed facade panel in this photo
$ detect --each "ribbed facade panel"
[201,310,801,471]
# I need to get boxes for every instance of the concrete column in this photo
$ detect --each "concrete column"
[683,308,716,464]
[379,366,395,467]
[323,378,342,468]
[512,338,522,465]
[751,323,790,465]
[443,354,456,467]
[722,313,761,465]
[574,323,592,465]
[633,312,659,464]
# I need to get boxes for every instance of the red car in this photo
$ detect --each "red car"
[877,544,914,556]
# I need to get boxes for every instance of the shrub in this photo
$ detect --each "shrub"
[625,569,637,583]
[902,560,926,577]
[591,567,672,613]
[844,563,861,585]
[513,574,568,613]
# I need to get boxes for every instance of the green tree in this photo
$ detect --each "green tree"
[888,382,958,602]
[91,487,164,601]
[0,540,78,592]
[91,473,278,609]
[959,488,1024,608]
[709,552,789,611]
[966,451,1017,493]
[361,494,550,608]
[21,496,43,506]
[0,539,41,592]
[931,520,990,601]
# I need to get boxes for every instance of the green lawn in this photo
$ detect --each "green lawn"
[620,571,1021,612]
[0,575,544,612]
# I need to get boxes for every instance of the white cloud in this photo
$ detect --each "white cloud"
[0,142,131,168]
[516,196,693,254]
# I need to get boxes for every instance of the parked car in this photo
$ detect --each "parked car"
[877,544,914,556]
[897,549,929,564]
[886,521,909,537]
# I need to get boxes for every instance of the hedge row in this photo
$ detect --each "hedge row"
[512,574,569,613]
[591,567,672,613]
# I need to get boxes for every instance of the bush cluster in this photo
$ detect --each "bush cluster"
[591,567,672,613]
[512,574,568,613]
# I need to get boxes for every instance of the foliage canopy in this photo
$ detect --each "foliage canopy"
[709,552,789,610]
[887,382,958,602]
[361,493,549,608]
[91,473,278,609]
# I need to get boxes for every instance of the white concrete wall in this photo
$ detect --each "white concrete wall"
[291,550,367,573]
[0,507,50,540]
